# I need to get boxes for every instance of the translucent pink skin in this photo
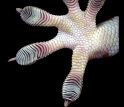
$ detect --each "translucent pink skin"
[8,0,119,107]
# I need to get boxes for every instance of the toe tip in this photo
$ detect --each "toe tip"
[16,8,22,13]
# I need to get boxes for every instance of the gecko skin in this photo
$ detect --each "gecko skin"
[8,0,119,107]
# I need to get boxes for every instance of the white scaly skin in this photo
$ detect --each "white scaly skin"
[8,0,119,107]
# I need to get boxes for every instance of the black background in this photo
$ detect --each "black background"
[3,0,119,106]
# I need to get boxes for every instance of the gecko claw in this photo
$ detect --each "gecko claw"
[64,100,71,107]
[8,57,16,62]
[16,8,23,13]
